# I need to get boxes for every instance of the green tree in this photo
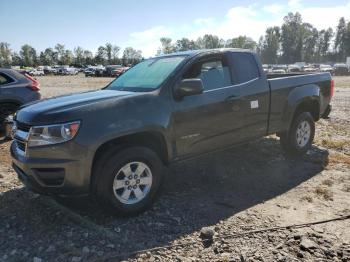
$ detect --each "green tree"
[40,48,56,65]
[174,38,198,51]
[334,17,347,61]
[280,12,304,63]
[344,20,350,59]
[227,36,257,50]
[95,46,107,65]
[0,42,12,67]
[257,27,280,64]
[62,50,73,65]
[55,44,65,65]
[83,50,94,65]
[11,52,21,66]
[105,43,113,63]
[160,37,174,54]
[302,24,319,62]
[316,28,334,62]
[111,44,121,64]
[74,46,84,66]
[122,47,142,66]
[20,44,37,67]
[196,34,222,49]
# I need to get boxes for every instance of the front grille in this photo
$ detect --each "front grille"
[16,121,31,132]
[16,140,26,152]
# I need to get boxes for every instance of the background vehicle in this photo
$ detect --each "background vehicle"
[0,68,41,126]
[28,68,45,76]
[271,65,287,73]
[111,66,130,77]
[104,65,123,77]
[84,67,95,77]
[288,65,302,73]
[302,65,318,73]
[11,49,333,216]
[333,64,349,76]
[43,66,57,75]
[319,64,334,74]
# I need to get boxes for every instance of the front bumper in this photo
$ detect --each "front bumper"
[11,141,91,197]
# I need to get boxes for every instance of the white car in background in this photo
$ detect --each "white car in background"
[29,69,45,76]
[319,64,334,74]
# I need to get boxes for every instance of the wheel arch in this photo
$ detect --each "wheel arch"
[0,99,23,106]
[283,84,320,131]
[92,131,170,171]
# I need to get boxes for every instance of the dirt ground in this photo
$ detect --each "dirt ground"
[0,74,349,262]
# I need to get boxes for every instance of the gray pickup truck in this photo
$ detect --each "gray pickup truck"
[11,49,333,215]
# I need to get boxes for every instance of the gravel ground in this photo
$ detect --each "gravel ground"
[0,75,349,262]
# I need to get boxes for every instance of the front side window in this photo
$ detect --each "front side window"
[183,58,232,91]
[107,56,186,92]
[230,53,260,84]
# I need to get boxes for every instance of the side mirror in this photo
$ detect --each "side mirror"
[175,79,204,98]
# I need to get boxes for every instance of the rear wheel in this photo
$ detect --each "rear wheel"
[280,112,315,156]
[92,146,163,216]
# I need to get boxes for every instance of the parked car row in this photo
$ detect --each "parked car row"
[84,65,130,77]
[263,63,350,76]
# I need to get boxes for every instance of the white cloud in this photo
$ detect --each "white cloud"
[288,0,301,8]
[126,26,168,58]
[263,4,285,14]
[299,2,350,30]
[126,1,350,57]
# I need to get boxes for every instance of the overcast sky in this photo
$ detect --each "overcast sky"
[2,0,350,57]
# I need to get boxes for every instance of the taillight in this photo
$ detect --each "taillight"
[330,79,334,99]
[25,73,40,91]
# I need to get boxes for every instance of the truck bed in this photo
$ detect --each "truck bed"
[266,72,332,134]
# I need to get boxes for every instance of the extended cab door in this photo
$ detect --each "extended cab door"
[228,52,270,139]
[171,53,245,159]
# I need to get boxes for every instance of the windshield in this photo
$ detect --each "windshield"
[106,56,186,92]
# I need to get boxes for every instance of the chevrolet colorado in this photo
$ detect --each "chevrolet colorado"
[11,49,333,215]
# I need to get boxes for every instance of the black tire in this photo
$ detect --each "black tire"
[92,146,164,216]
[0,103,19,124]
[280,112,315,156]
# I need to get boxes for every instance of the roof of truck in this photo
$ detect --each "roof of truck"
[155,48,253,58]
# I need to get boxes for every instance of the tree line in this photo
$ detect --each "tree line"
[0,43,142,68]
[0,12,349,68]
[158,13,350,64]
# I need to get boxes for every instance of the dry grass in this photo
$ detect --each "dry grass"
[315,186,334,201]
[300,195,313,203]
[35,74,113,98]
[333,76,350,88]
[322,179,334,187]
[328,153,350,167]
[342,184,350,193]
[315,138,350,150]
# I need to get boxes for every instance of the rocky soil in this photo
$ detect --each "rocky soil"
[0,75,349,262]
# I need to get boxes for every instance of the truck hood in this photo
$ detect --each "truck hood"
[16,89,135,125]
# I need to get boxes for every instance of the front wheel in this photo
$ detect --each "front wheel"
[92,146,163,216]
[280,112,315,156]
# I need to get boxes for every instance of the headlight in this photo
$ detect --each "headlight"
[28,121,80,147]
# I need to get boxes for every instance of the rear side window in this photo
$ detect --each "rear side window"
[230,53,260,84]
[183,58,232,91]
[0,73,14,85]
